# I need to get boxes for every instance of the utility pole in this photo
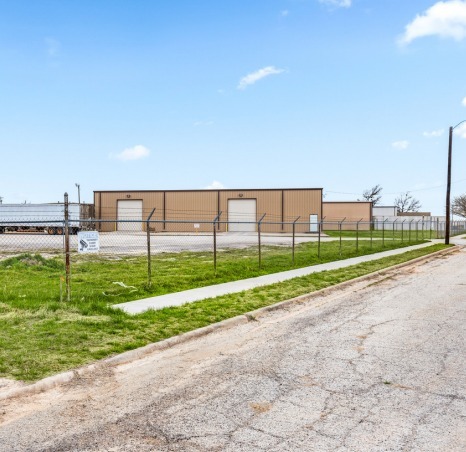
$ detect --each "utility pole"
[446,120,466,245]
[445,127,453,245]
[64,192,71,302]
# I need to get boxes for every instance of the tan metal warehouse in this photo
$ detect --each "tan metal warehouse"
[322,201,372,230]
[93,188,323,233]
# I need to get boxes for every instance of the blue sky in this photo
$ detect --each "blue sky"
[1,0,466,214]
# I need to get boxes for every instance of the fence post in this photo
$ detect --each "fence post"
[382,218,388,248]
[370,219,373,249]
[318,218,322,258]
[401,219,406,243]
[146,208,156,288]
[319,216,326,259]
[258,213,266,269]
[214,220,216,272]
[292,216,300,265]
[64,192,71,302]
[339,218,345,256]
[393,219,397,241]
[409,220,413,242]
[213,212,222,273]
[356,219,362,252]
[416,220,420,241]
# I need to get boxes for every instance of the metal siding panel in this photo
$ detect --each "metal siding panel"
[165,191,217,232]
[96,188,323,233]
[284,190,322,233]
[97,192,165,232]
[220,190,283,233]
[322,202,372,230]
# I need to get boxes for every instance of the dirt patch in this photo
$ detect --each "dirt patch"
[0,378,24,392]
[249,402,273,414]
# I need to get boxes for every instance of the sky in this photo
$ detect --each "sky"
[1,0,466,215]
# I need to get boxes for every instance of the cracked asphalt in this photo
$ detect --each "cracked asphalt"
[1,247,465,451]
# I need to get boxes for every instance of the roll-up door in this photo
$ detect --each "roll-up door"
[117,200,143,231]
[228,199,257,232]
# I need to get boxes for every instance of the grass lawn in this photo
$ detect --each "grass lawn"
[0,240,449,382]
[323,229,439,240]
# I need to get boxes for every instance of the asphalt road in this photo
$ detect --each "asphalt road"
[0,247,465,451]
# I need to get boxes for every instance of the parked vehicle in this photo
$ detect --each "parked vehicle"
[0,203,94,235]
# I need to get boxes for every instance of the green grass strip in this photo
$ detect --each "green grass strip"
[1,239,429,309]
[0,243,450,382]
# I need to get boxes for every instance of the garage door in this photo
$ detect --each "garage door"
[117,200,143,232]
[228,199,257,232]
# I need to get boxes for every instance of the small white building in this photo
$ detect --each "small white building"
[372,206,446,231]
[372,206,397,217]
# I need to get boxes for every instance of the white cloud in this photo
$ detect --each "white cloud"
[45,38,61,57]
[281,10,289,17]
[454,123,466,138]
[204,181,225,190]
[319,0,352,8]
[423,129,444,137]
[399,0,466,45]
[237,66,285,90]
[462,96,466,106]
[392,140,409,150]
[111,145,150,161]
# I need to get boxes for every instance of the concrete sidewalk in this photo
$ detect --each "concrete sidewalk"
[113,241,446,314]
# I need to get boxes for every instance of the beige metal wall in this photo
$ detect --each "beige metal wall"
[94,191,164,232]
[322,202,372,230]
[283,190,322,233]
[94,189,323,233]
[165,191,217,232]
[220,189,280,233]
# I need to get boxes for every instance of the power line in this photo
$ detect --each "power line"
[326,178,466,197]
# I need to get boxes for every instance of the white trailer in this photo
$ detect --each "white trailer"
[0,203,93,235]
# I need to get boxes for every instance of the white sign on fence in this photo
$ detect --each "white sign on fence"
[77,231,100,253]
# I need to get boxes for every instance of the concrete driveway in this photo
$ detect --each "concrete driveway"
[0,231,323,254]
[0,246,465,451]
[0,231,424,255]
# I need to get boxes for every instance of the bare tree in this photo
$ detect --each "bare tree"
[452,194,466,218]
[394,192,421,213]
[359,185,383,205]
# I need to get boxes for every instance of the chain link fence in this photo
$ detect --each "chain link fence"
[2,211,466,300]
[3,218,463,253]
